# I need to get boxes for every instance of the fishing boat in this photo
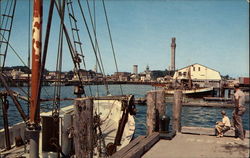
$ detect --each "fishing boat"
[165,87,214,98]
[0,0,135,157]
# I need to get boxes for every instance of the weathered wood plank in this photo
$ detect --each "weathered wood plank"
[181,126,250,138]
[110,136,145,158]
[73,98,93,158]
[182,102,234,108]
[122,132,160,158]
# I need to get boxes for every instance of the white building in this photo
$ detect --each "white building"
[173,63,221,87]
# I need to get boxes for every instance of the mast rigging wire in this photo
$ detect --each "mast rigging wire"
[77,0,110,95]
[27,0,31,115]
[0,0,16,68]
[53,0,65,114]
[54,1,87,97]
[66,0,93,96]
[101,0,123,95]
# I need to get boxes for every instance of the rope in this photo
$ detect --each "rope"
[1,0,16,68]
[54,1,86,97]
[101,0,123,95]
[0,0,11,45]
[27,0,31,115]
[85,0,106,80]
[66,0,93,96]
[52,0,65,115]
[0,33,27,67]
[77,0,110,95]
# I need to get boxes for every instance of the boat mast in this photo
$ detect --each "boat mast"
[28,0,42,157]
[30,0,42,125]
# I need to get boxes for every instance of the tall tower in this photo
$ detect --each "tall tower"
[170,37,176,71]
[133,65,138,75]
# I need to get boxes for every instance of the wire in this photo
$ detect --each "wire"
[101,0,123,95]
[66,0,93,96]
[77,0,110,95]
[1,0,17,68]
[0,33,27,67]
[27,0,31,115]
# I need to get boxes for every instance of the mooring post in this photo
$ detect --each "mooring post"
[172,90,183,132]
[146,90,166,135]
[73,98,93,158]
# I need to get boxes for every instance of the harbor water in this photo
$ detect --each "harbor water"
[0,85,249,137]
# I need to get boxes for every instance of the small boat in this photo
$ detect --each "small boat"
[165,87,214,98]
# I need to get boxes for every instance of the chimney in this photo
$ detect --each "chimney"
[133,65,138,75]
[170,37,176,71]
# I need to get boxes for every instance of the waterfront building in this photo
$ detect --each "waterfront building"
[173,63,221,88]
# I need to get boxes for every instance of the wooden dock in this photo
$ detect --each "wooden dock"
[112,127,249,158]
[114,90,249,158]
[143,130,249,158]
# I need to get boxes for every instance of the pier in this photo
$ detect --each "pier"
[113,90,249,158]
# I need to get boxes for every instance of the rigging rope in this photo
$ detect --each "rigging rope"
[27,0,31,115]
[77,0,110,95]
[0,0,11,45]
[85,0,106,81]
[101,0,123,95]
[0,33,27,67]
[52,0,65,116]
[54,1,86,98]
[66,0,93,97]
[0,0,16,68]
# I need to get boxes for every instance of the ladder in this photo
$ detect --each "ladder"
[66,0,85,69]
[0,0,17,69]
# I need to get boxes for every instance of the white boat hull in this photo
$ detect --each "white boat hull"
[0,98,135,157]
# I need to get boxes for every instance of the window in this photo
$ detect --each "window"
[183,72,187,76]
[193,67,195,71]
[198,67,200,71]
[178,72,182,76]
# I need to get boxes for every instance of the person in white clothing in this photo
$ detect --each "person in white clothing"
[215,110,231,138]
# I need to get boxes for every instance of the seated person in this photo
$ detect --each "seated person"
[215,110,231,137]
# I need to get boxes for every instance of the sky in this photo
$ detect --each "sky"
[1,0,249,78]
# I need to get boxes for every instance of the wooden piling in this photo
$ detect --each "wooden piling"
[146,90,166,135]
[172,90,183,132]
[73,98,93,158]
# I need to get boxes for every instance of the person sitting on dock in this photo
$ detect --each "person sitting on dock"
[215,110,231,138]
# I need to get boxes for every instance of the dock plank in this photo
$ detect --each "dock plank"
[181,126,250,138]
[123,132,160,158]
[112,132,160,158]
[110,136,145,158]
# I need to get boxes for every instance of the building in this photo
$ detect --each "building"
[173,63,221,87]
[112,72,131,81]
[11,69,24,79]
[133,65,138,75]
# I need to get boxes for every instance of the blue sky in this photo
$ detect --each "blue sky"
[1,0,249,77]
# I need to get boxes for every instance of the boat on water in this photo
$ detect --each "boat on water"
[165,87,214,98]
[0,0,135,157]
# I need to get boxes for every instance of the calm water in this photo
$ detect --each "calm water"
[0,85,249,137]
